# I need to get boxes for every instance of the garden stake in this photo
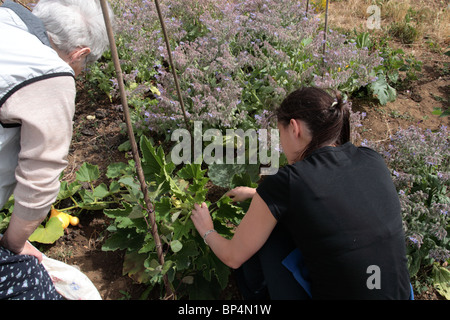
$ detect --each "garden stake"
[153,0,191,133]
[99,0,174,300]
[321,0,330,77]
[323,0,330,56]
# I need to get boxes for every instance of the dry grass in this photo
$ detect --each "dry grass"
[5,0,448,49]
[10,0,450,45]
[328,0,449,46]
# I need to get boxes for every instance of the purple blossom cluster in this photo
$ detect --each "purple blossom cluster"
[399,190,449,251]
[313,31,383,91]
[368,125,450,265]
[108,0,383,134]
[384,126,449,173]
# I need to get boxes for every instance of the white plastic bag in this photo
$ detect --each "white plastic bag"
[41,255,102,300]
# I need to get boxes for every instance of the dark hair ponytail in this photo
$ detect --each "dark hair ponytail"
[276,87,351,161]
[334,91,351,147]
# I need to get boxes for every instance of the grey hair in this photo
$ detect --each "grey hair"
[32,0,114,64]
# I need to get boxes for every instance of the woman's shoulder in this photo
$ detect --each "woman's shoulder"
[356,144,386,163]
[308,142,384,162]
[259,163,292,186]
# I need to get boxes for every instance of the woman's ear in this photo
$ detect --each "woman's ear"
[289,118,302,138]
[70,47,91,63]
[68,47,92,76]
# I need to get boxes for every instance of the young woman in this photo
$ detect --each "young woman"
[191,87,411,299]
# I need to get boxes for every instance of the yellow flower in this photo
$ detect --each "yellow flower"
[311,0,327,11]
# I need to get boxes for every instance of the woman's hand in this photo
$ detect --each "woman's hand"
[191,194,278,269]
[0,234,43,263]
[18,242,43,263]
[0,214,44,263]
[226,187,256,202]
[191,202,214,237]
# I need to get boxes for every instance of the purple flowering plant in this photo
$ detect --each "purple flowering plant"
[364,126,450,290]
[88,0,384,136]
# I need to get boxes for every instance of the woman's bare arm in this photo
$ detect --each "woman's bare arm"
[191,192,277,269]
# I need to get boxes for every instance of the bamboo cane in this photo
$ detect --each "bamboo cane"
[99,0,174,299]
[323,0,329,56]
[153,0,191,132]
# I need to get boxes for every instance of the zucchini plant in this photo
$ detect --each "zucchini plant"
[0,135,256,299]
[102,136,255,299]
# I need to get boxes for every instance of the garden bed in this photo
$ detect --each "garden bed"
[44,43,448,300]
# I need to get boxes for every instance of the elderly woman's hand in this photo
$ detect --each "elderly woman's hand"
[191,202,214,237]
[0,234,43,263]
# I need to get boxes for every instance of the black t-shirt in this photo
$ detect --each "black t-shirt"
[257,142,411,299]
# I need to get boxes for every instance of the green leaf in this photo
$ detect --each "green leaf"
[168,177,188,199]
[118,176,142,201]
[102,228,146,252]
[356,32,371,49]
[104,201,133,218]
[170,240,183,253]
[215,197,245,222]
[187,274,222,299]
[109,181,121,194]
[118,140,131,152]
[369,73,397,105]
[196,253,230,290]
[77,189,108,210]
[177,163,207,181]
[140,135,167,179]
[29,217,64,244]
[387,70,399,84]
[174,240,199,270]
[208,163,260,188]
[432,264,450,299]
[212,255,231,290]
[93,183,110,199]
[106,162,129,179]
[138,235,156,254]
[231,172,259,188]
[105,201,146,230]
[432,107,450,118]
[173,219,195,240]
[123,251,152,283]
[154,197,172,221]
[300,36,313,47]
[57,181,81,201]
[76,163,100,182]
[161,260,174,275]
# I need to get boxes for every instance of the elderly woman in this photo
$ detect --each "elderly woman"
[0,0,113,300]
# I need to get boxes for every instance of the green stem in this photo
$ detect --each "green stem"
[58,201,117,213]
[70,196,79,207]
